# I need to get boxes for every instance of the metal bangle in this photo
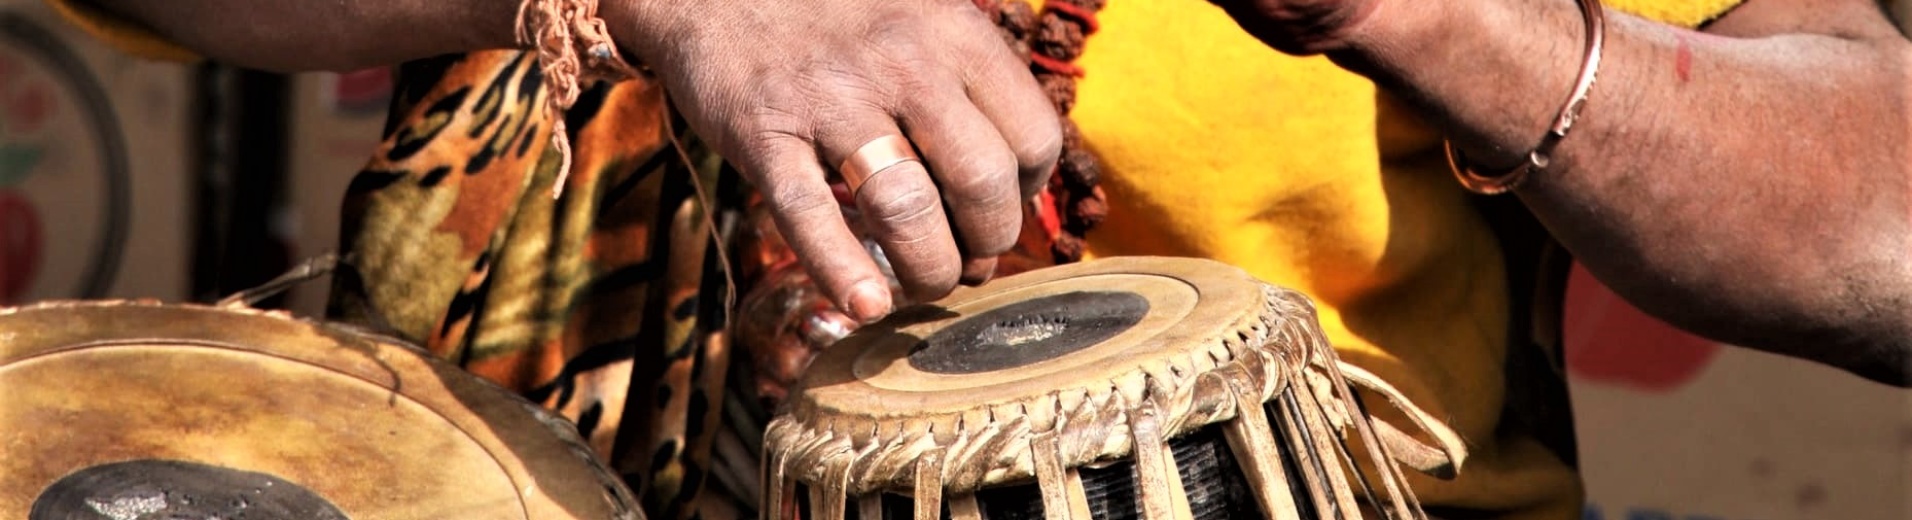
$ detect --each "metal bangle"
[1447,0,1606,195]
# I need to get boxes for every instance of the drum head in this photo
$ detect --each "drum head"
[790,256,1283,443]
[0,302,638,520]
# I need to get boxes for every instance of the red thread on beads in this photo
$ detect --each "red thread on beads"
[1042,1,1099,33]
[989,0,1108,265]
[1030,54,1086,77]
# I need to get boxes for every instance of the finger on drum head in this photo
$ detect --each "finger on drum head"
[901,88,1023,260]
[953,22,1064,199]
[960,256,998,286]
[817,113,965,304]
[745,135,894,324]
[853,158,964,303]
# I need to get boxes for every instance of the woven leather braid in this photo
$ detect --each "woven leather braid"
[978,0,1109,264]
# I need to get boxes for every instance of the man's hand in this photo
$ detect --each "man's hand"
[608,0,1062,323]
[83,0,1059,324]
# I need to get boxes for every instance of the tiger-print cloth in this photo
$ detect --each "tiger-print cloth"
[323,50,745,519]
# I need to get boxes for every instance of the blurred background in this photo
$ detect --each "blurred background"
[0,0,378,316]
[2,0,1907,518]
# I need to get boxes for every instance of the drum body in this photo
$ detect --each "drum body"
[0,301,641,520]
[761,257,1460,520]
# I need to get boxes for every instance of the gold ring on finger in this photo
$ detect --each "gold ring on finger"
[838,135,920,196]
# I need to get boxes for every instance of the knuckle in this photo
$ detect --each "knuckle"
[864,14,929,53]
[867,186,944,230]
[751,79,806,112]
[942,153,1019,206]
[738,88,815,143]
[920,271,962,296]
[735,129,811,181]
[909,267,962,300]
[765,181,839,222]
[1014,115,1065,167]
[893,246,962,288]
[963,217,1021,257]
[740,123,806,155]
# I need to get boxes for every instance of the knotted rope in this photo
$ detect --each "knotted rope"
[515,0,642,198]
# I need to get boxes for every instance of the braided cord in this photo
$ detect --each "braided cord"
[515,0,642,198]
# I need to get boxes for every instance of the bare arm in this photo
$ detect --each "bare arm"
[83,0,521,72]
[84,0,1064,325]
[1329,0,1912,383]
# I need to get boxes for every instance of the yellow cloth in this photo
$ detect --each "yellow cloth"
[54,0,1745,517]
[42,0,198,62]
[1608,0,1745,27]
[1072,0,1739,517]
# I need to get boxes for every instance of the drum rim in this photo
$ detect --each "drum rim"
[793,257,1268,416]
[0,300,641,520]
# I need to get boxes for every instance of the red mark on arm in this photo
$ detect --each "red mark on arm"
[1674,34,1694,83]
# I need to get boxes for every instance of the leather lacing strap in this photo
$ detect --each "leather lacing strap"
[1327,361,1470,479]
[516,0,643,199]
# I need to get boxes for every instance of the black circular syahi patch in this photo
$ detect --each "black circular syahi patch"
[31,459,349,520]
[907,290,1149,375]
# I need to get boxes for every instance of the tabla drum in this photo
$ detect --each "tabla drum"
[761,257,1467,520]
[0,300,641,519]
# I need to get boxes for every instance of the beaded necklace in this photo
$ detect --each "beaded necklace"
[977,0,1108,264]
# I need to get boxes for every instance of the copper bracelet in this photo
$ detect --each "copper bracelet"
[1445,0,1606,195]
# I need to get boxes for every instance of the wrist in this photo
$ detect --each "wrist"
[1321,0,1446,81]
[1220,0,1396,55]
[1328,0,1590,168]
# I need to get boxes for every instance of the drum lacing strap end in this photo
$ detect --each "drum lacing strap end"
[1030,429,1092,520]
[1210,370,1307,520]
[1334,361,1470,479]
[913,447,947,520]
[810,448,856,520]
[1130,376,1196,520]
[216,252,349,310]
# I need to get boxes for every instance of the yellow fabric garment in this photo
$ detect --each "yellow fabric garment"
[1072,0,1739,518]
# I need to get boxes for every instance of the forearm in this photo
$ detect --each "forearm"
[86,0,522,72]
[1337,1,1911,379]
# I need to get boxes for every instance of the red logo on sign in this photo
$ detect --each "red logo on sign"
[1,49,50,304]
[330,67,393,115]
[0,190,41,303]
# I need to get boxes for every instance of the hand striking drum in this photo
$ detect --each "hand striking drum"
[0,301,641,519]
[762,257,1466,520]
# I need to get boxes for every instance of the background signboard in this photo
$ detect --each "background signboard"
[281,68,388,316]
[0,0,192,305]
[1565,263,1912,520]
